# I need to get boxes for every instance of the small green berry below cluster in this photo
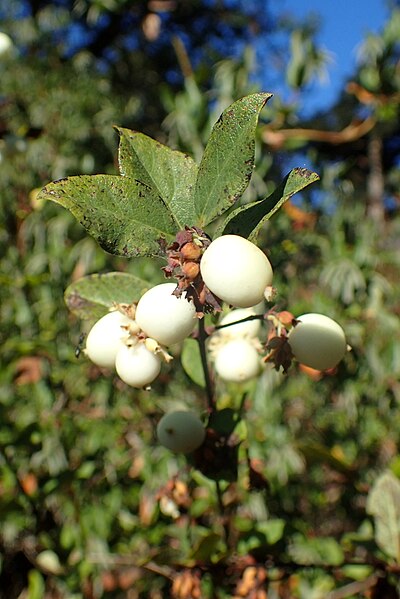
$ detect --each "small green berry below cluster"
[156,411,206,454]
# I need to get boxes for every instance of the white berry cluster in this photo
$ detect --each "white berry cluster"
[81,234,348,454]
[85,282,197,389]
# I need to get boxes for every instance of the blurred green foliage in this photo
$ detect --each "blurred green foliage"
[1,2,400,598]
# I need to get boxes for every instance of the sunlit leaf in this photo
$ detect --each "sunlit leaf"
[219,168,319,239]
[116,127,198,228]
[38,175,178,257]
[27,570,45,599]
[64,272,152,320]
[366,470,400,562]
[256,519,286,545]
[193,92,272,227]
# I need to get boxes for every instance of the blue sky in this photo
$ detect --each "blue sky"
[279,0,391,114]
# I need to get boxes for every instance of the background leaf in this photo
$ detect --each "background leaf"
[116,127,198,228]
[219,167,320,239]
[64,272,152,320]
[193,92,272,227]
[181,338,206,388]
[38,175,178,257]
[289,534,344,566]
[366,470,400,562]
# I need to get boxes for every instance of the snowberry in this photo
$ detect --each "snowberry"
[0,33,13,57]
[218,307,262,339]
[288,313,347,371]
[200,235,273,308]
[214,338,261,382]
[135,282,196,346]
[156,410,205,453]
[115,343,161,388]
[85,310,133,369]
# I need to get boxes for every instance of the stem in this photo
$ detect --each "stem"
[214,314,264,332]
[197,317,216,411]
[367,132,385,226]
[215,480,230,545]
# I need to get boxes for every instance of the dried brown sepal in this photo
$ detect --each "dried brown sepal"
[112,301,137,321]
[181,260,200,279]
[263,285,277,303]
[276,310,295,327]
[180,241,202,261]
[162,226,222,316]
[264,334,294,373]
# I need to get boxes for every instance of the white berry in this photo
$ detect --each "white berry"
[0,33,13,57]
[288,313,347,371]
[135,282,196,346]
[115,343,161,388]
[218,307,261,339]
[200,235,273,308]
[85,311,132,369]
[214,338,261,382]
[157,411,205,453]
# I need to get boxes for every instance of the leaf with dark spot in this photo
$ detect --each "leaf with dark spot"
[64,272,152,320]
[38,175,178,257]
[193,93,273,227]
[116,127,198,228]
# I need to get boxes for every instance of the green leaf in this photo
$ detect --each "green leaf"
[219,167,320,239]
[366,470,400,562]
[64,272,152,320]
[193,93,273,227]
[38,174,178,257]
[181,338,205,388]
[256,518,286,545]
[116,127,198,228]
[297,441,354,475]
[190,532,222,562]
[27,570,45,599]
[289,533,344,566]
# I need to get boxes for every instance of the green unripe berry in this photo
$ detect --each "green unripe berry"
[157,410,205,453]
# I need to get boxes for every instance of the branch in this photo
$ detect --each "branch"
[262,116,376,149]
[196,317,216,411]
[326,573,379,599]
